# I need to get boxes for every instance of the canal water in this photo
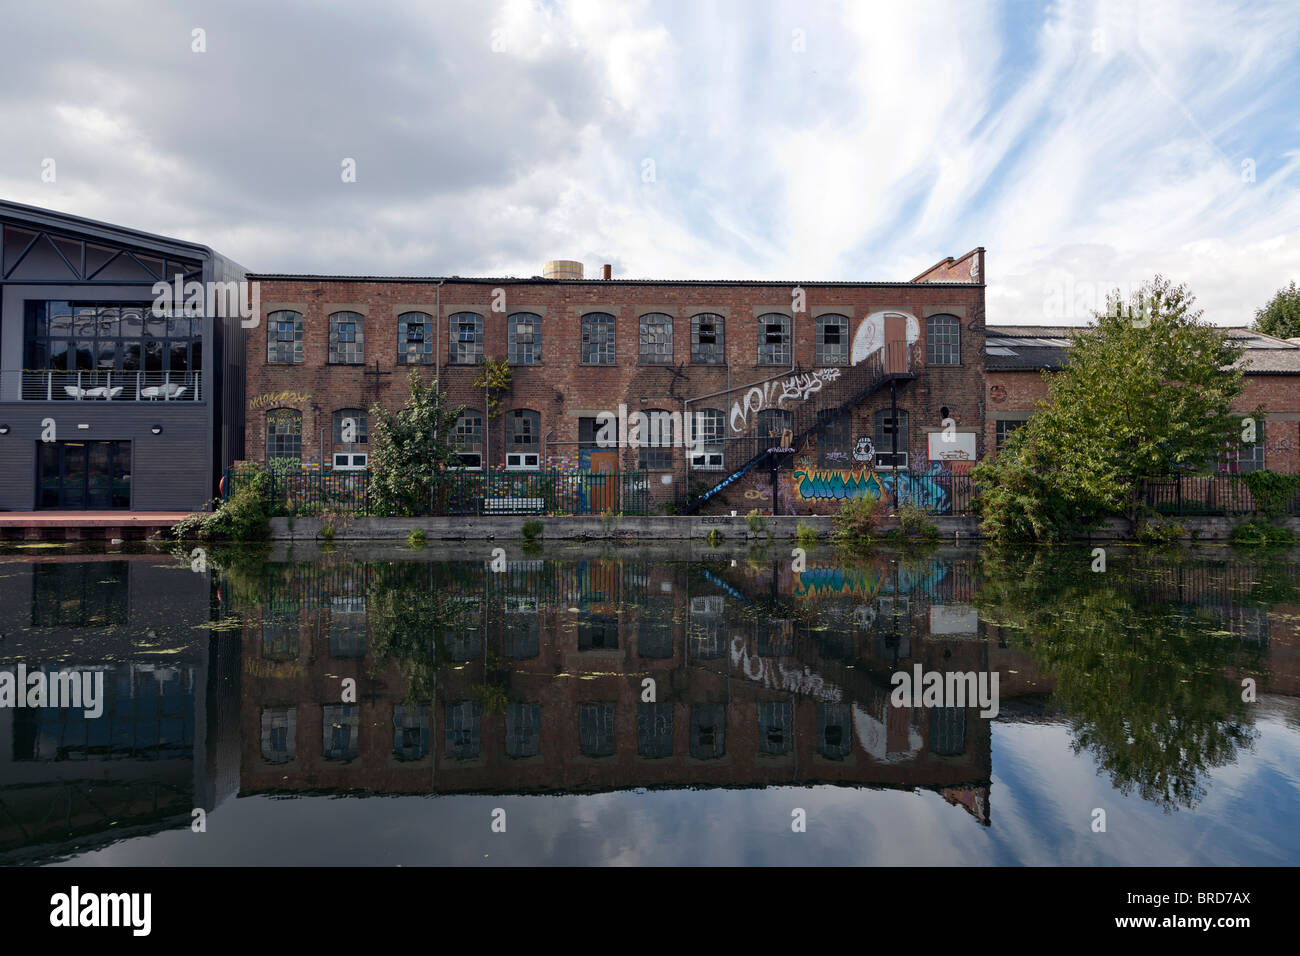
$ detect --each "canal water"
[1,539,1297,866]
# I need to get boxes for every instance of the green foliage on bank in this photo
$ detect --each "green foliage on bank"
[975,277,1253,542]
[1230,519,1296,549]
[367,371,464,517]
[832,494,883,550]
[170,465,271,541]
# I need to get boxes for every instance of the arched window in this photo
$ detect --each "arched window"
[398,312,432,365]
[267,310,303,364]
[757,408,792,444]
[873,408,909,468]
[508,312,541,365]
[266,408,302,461]
[449,312,484,364]
[816,314,849,365]
[757,313,791,365]
[639,408,675,470]
[453,409,484,469]
[333,409,368,446]
[927,314,960,365]
[691,313,724,364]
[818,409,851,466]
[582,312,616,365]
[505,408,540,470]
[328,311,365,364]
[639,313,673,365]
[689,408,725,470]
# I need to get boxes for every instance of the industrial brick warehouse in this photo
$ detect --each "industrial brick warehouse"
[5,198,1296,529]
[241,250,987,518]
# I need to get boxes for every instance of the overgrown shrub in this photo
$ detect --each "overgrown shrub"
[1237,470,1300,519]
[1230,519,1296,548]
[832,495,883,549]
[1132,517,1185,547]
[407,528,427,548]
[893,502,940,541]
[522,519,544,540]
[795,522,818,546]
[170,467,270,541]
[746,509,766,534]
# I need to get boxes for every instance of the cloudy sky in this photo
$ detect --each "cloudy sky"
[1,0,1297,324]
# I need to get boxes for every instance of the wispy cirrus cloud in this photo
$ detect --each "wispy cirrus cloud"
[0,0,1296,322]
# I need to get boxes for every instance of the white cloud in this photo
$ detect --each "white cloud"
[0,0,1295,319]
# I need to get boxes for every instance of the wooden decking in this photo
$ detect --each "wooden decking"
[0,511,189,540]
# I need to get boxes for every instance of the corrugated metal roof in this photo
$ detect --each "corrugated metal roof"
[986,323,1300,372]
[245,273,984,288]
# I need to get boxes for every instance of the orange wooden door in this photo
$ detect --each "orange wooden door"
[884,313,908,374]
[589,450,618,511]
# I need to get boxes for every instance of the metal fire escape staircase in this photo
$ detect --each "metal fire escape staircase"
[683,342,914,514]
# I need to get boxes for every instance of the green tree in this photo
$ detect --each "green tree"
[367,371,464,516]
[472,357,511,418]
[1252,280,1300,339]
[975,277,1250,541]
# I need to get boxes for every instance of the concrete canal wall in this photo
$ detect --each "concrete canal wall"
[265,513,1300,542]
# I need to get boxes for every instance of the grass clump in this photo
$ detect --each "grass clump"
[522,519,544,540]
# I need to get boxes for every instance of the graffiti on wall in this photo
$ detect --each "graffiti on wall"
[729,637,843,702]
[729,367,842,433]
[793,559,949,599]
[250,389,311,409]
[792,462,959,514]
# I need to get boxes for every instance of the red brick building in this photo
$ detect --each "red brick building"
[985,325,1300,472]
[243,249,988,512]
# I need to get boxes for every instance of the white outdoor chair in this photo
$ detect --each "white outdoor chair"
[141,383,188,400]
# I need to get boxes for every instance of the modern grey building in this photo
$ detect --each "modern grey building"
[0,201,247,511]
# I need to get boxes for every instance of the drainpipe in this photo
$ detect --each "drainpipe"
[890,380,899,509]
[434,278,447,384]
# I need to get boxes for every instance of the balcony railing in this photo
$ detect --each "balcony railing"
[1,370,202,402]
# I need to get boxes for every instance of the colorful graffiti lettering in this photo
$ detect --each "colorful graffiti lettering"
[793,560,948,599]
[792,463,956,514]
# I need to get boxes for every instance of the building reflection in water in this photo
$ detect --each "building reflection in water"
[1,543,1293,864]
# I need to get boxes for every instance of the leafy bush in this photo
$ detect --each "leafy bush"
[706,528,723,547]
[832,495,883,549]
[522,519,543,540]
[1237,470,1300,519]
[976,278,1250,541]
[1230,519,1296,549]
[893,502,940,540]
[368,371,464,516]
[746,508,766,534]
[795,522,818,546]
[407,528,427,548]
[170,467,270,541]
[1132,517,1185,546]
